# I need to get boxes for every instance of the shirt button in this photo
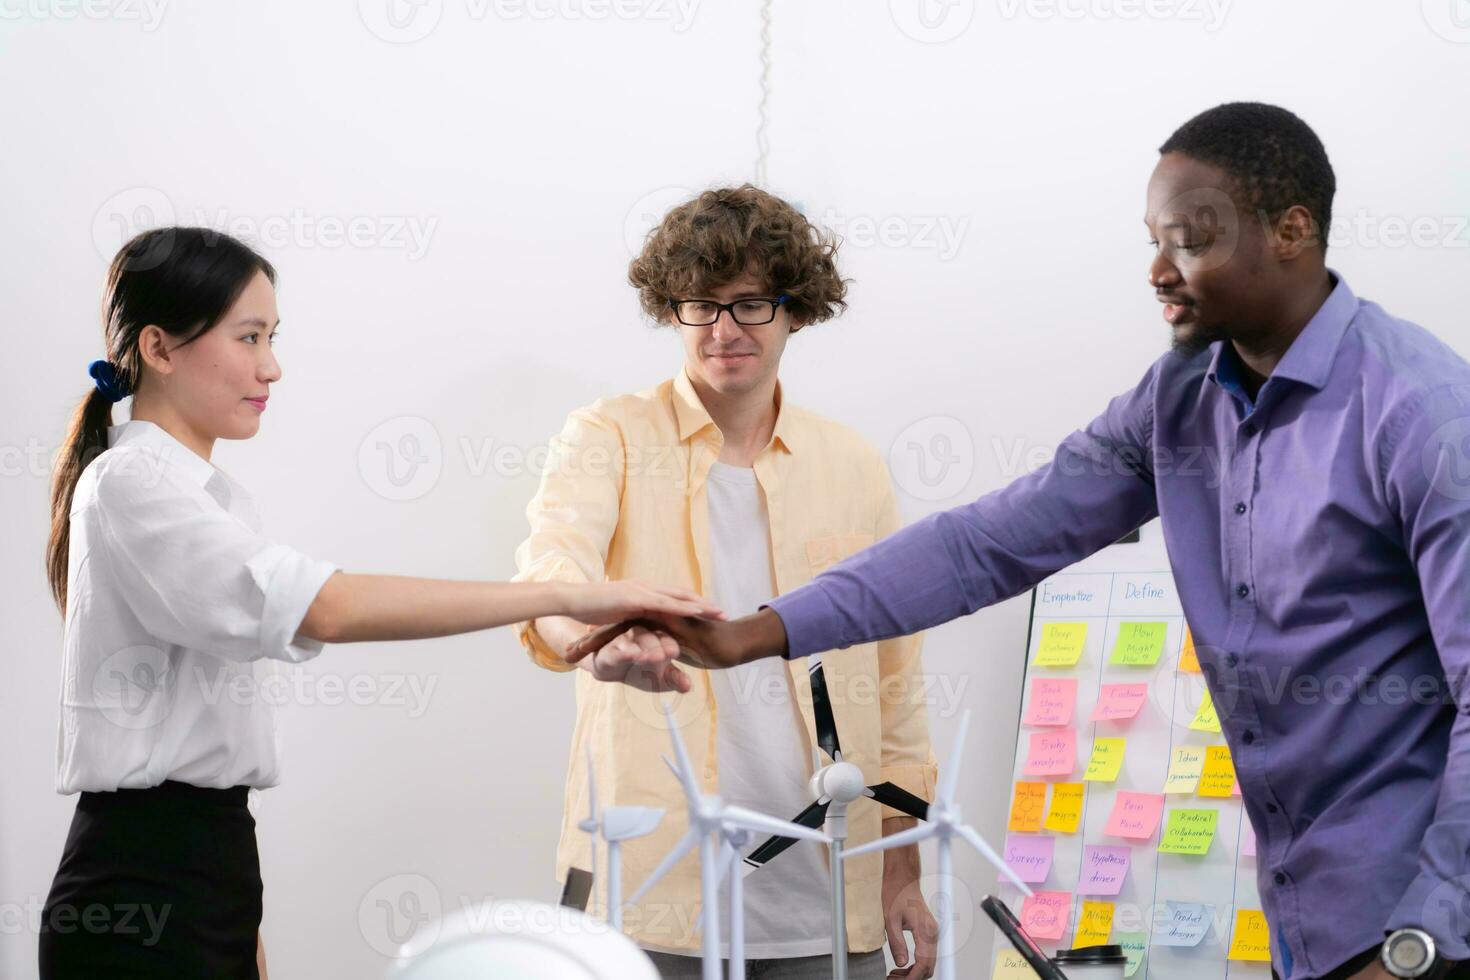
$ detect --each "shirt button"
[1242,730,1256,744]
[1234,502,1247,515]
[1244,423,1258,437]
[1266,803,1279,814]
[1236,584,1250,599]
[1274,872,1287,885]
[1226,654,1239,667]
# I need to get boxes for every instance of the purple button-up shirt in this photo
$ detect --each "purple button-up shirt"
[769,275,1470,978]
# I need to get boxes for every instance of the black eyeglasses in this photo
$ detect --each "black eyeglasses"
[667,295,789,326]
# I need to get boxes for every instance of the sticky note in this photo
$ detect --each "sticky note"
[1090,683,1149,722]
[1043,783,1085,834]
[993,949,1039,979]
[1084,737,1127,782]
[1023,730,1076,778]
[1241,820,1257,858]
[1020,891,1073,942]
[1023,677,1078,727]
[1158,808,1219,856]
[1002,834,1055,884]
[1114,931,1148,977]
[1110,622,1167,666]
[1104,792,1165,840]
[1035,622,1087,667]
[1228,909,1272,962]
[1189,688,1222,733]
[1153,901,1213,947]
[1008,781,1047,833]
[1073,900,1115,948]
[1179,628,1202,673]
[1197,745,1236,797]
[1078,845,1132,896]
[1163,746,1205,795]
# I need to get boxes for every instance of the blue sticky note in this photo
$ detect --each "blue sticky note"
[1152,901,1213,948]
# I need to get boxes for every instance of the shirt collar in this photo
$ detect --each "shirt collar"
[1206,271,1357,396]
[672,368,799,454]
[107,419,220,487]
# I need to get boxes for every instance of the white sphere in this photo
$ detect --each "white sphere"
[822,761,868,803]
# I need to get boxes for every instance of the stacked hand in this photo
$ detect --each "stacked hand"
[563,608,775,693]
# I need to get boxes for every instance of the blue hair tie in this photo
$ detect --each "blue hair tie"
[88,359,130,403]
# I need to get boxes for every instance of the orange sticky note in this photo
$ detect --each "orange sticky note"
[1020,891,1073,942]
[1008,781,1048,833]
[1198,745,1236,798]
[1104,791,1166,841]
[1044,783,1085,834]
[1228,909,1273,962]
[1179,628,1202,673]
[1023,730,1077,778]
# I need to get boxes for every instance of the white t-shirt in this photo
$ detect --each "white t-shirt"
[55,419,339,794]
[702,460,832,958]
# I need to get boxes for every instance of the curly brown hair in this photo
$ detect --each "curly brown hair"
[628,184,848,332]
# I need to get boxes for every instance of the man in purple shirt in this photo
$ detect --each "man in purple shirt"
[568,103,1470,980]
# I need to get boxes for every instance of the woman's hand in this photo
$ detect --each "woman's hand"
[565,607,789,673]
[564,580,726,627]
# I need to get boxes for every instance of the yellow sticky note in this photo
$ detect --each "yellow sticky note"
[1163,746,1205,794]
[1044,783,1085,834]
[1189,688,1222,733]
[1158,808,1219,856]
[1009,781,1047,833]
[1073,900,1115,948]
[1228,909,1273,962]
[1110,622,1167,666]
[1197,745,1236,797]
[1036,622,1088,667]
[1084,737,1127,783]
[994,949,1040,979]
[1179,628,1202,673]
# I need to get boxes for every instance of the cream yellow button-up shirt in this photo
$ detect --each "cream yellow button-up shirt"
[513,370,937,954]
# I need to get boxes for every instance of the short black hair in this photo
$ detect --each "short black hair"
[1160,102,1335,248]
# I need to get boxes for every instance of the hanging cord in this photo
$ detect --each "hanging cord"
[754,0,773,187]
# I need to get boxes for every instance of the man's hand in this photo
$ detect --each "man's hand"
[565,607,790,674]
[880,816,938,979]
[579,622,693,693]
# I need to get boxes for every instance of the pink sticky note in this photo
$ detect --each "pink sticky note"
[1020,891,1073,942]
[1103,792,1166,841]
[1023,730,1077,778]
[1231,779,1241,797]
[1078,844,1132,896]
[1002,834,1056,884]
[1090,683,1149,722]
[1241,821,1257,857]
[1024,678,1078,727]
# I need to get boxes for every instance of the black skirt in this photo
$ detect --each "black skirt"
[39,780,263,979]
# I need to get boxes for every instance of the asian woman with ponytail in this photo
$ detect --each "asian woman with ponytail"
[39,226,720,979]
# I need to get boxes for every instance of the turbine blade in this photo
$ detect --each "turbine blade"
[842,821,935,860]
[741,800,831,872]
[627,828,701,907]
[721,804,830,844]
[662,702,701,800]
[936,710,971,803]
[957,823,1033,897]
[866,782,930,820]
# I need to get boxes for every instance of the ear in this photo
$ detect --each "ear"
[136,325,175,376]
[1270,205,1323,260]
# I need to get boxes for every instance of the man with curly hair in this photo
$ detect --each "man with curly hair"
[512,185,939,978]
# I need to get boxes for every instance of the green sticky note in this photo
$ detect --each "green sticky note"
[1157,808,1219,856]
[1114,931,1149,977]
[1035,622,1088,667]
[1110,622,1167,666]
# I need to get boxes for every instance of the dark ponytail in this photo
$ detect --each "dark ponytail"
[46,227,276,613]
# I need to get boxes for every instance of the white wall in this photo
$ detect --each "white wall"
[2,1,1466,976]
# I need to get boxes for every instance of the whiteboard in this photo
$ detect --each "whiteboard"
[987,521,1272,980]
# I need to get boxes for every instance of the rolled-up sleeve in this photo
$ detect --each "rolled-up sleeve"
[770,363,1164,659]
[512,404,625,671]
[93,454,337,664]
[1382,384,1470,961]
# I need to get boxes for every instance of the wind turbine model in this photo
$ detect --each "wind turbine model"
[577,745,665,932]
[628,702,833,980]
[843,710,1034,980]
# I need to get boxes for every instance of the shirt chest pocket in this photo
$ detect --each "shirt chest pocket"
[804,533,876,577]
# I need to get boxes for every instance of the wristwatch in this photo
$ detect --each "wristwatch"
[1381,929,1448,979]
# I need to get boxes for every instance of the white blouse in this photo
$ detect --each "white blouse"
[56,419,339,794]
